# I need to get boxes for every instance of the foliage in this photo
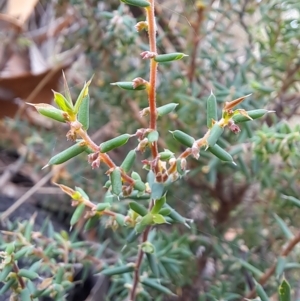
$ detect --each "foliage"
[1,0,300,300]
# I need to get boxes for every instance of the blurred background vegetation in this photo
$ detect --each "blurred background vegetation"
[0,0,300,300]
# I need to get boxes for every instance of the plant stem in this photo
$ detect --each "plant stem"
[129,227,151,301]
[12,262,25,289]
[243,231,300,300]
[146,4,158,159]
[129,3,158,300]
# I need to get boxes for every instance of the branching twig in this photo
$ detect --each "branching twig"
[243,231,300,300]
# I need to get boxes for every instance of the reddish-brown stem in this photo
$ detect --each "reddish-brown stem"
[242,231,300,300]
[129,227,151,301]
[146,5,159,159]
[129,3,158,300]
[12,262,25,289]
[77,127,135,185]
[77,127,99,152]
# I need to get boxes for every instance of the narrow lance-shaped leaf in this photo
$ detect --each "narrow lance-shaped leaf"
[146,253,160,279]
[157,103,178,117]
[100,134,131,153]
[232,109,271,123]
[255,280,270,301]
[154,52,188,63]
[135,214,153,233]
[27,103,67,123]
[120,150,136,173]
[77,95,90,131]
[0,265,12,282]
[279,278,291,301]
[141,278,175,296]
[111,81,147,90]
[84,215,99,231]
[121,0,150,8]
[273,213,294,240]
[134,180,146,192]
[53,91,74,114]
[96,203,111,211]
[150,182,165,200]
[130,172,141,182]
[70,203,86,226]
[0,278,15,295]
[47,141,87,166]
[170,130,195,147]
[207,144,235,163]
[151,195,166,214]
[207,91,217,128]
[159,208,171,216]
[74,78,92,113]
[165,204,190,228]
[111,168,122,196]
[239,259,264,278]
[101,264,135,276]
[276,256,287,279]
[18,269,39,280]
[153,214,167,224]
[207,124,224,147]
[126,229,141,244]
[115,214,126,226]
[129,201,148,216]
[159,150,174,161]
[282,195,300,208]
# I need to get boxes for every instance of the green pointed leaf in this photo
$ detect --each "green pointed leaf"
[121,0,150,8]
[120,150,136,173]
[150,182,165,200]
[146,253,159,278]
[53,91,74,114]
[48,141,87,166]
[27,103,67,122]
[111,168,122,196]
[77,95,90,130]
[18,269,39,280]
[207,144,234,163]
[207,91,217,128]
[101,264,135,276]
[141,278,175,296]
[96,203,111,211]
[282,195,300,208]
[232,109,270,123]
[157,103,178,117]
[135,214,153,233]
[207,124,224,147]
[111,81,147,90]
[273,214,294,240]
[279,279,291,301]
[0,265,12,282]
[255,281,270,301]
[154,52,188,63]
[129,201,148,216]
[74,78,92,113]
[239,259,264,278]
[170,130,195,147]
[151,195,166,214]
[276,256,287,279]
[100,134,131,153]
[70,203,86,226]
[153,214,167,224]
[75,187,89,200]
